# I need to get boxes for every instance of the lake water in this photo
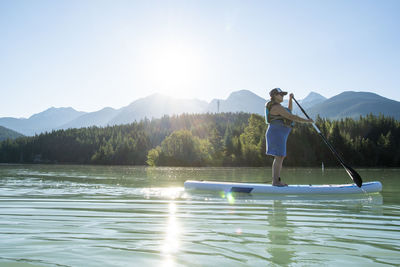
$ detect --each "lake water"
[0,164,399,266]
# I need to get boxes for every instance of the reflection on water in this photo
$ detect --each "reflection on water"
[0,165,399,266]
[162,202,180,267]
[267,201,294,266]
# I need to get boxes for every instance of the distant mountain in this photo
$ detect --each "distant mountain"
[60,107,119,129]
[294,92,326,115]
[299,92,327,109]
[0,107,86,136]
[308,91,400,120]
[109,93,209,125]
[282,91,327,115]
[208,90,267,115]
[0,126,24,141]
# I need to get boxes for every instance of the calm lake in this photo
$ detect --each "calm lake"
[0,164,399,266]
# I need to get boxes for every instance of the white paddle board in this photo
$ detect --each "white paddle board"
[184,180,382,194]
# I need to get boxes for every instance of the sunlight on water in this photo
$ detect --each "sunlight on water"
[162,202,180,267]
[141,187,187,200]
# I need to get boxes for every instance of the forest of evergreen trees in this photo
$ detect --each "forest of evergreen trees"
[0,113,399,167]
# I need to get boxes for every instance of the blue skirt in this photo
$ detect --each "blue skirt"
[266,123,292,157]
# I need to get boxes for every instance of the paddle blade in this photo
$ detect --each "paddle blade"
[343,164,363,187]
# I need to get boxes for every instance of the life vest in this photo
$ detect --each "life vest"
[265,101,293,127]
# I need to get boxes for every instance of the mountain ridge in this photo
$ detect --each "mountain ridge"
[308,91,400,120]
[0,107,85,136]
[1,90,398,136]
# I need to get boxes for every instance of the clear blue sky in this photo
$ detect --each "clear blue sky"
[1,0,399,118]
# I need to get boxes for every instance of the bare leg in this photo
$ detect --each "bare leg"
[272,156,287,186]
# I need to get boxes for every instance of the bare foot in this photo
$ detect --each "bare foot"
[272,181,288,187]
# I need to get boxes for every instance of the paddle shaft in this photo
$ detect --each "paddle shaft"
[292,97,345,163]
[292,96,362,187]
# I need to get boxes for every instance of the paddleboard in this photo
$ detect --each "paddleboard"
[184,180,382,194]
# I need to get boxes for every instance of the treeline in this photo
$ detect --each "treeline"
[0,113,399,167]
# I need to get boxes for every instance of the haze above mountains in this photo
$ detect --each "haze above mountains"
[1,90,399,137]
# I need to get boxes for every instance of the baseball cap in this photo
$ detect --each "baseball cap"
[269,88,288,97]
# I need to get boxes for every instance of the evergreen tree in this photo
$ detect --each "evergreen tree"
[0,113,399,167]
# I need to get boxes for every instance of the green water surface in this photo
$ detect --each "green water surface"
[0,164,399,266]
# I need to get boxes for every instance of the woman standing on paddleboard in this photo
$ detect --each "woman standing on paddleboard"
[265,88,313,186]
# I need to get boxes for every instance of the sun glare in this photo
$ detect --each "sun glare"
[162,201,180,266]
[144,42,203,98]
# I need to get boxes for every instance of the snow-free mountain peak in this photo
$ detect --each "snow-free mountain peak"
[29,107,85,120]
[302,92,326,103]
[208,90,266,114]
[297,92,327,110]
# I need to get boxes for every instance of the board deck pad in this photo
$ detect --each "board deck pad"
[231,187,253,193]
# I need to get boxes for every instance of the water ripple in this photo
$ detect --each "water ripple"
[1,165,399,266]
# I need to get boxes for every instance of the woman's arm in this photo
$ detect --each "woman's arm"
[288,93,293,111]
[271,105,313,123]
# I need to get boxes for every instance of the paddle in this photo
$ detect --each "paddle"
[292,96,363,187]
